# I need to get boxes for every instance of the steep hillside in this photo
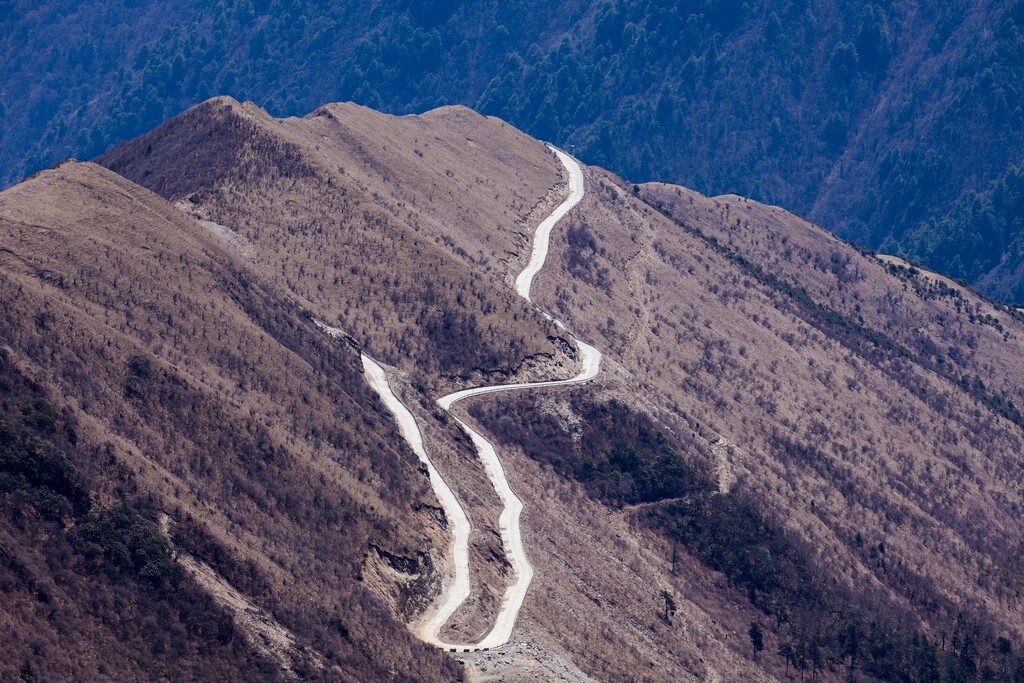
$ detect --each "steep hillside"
[0,343,274,681]
[4,0,1024,299]
[496,163,1024,678]
[98,96,574,387]
[0,161,462,681]
[7,94,1024,681]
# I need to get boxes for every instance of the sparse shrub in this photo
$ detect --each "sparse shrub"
[125,353,152,398]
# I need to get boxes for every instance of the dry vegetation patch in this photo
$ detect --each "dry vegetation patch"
[528,165,1024,679]
[99,97,573,388]
[0,162,463,681]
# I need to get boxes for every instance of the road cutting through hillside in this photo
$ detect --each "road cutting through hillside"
[360,354,473,644]
[358,146,599,652]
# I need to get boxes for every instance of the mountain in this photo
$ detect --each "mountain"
[2,96,1024,680]
[97,96,572,385]
[470,163,1024,679]
[3,0,1024,301]
[0,159,462,681]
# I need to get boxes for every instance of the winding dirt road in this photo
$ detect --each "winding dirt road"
[361,147,599,652]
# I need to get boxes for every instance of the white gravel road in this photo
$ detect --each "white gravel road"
[358,146,599,652]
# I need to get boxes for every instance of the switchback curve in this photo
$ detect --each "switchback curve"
[359,146,599,652]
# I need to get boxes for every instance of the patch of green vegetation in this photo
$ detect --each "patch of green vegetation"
[73,503,180,588]
[474,396,709,505]
[0,416,89,520]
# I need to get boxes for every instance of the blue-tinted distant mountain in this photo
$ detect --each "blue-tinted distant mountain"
[2,0,1023,300]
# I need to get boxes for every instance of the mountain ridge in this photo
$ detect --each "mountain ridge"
[2,96,1023,680]
[4,0,1024,300]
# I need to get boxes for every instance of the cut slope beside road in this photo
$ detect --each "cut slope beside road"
[358,353,472,645]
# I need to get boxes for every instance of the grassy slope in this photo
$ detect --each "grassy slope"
[0,161,463,681]
[531,163,1024,651]
[98,96,572,388]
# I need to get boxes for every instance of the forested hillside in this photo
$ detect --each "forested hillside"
[3,0,1024,300]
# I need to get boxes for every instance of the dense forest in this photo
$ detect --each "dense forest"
[3,0,1024,300]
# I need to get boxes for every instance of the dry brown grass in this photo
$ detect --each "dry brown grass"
[397,162,1024,680]
[98,97,574,389]
[646,185,1024,409]
[0,161,462,681]
[531,166,1024,645]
